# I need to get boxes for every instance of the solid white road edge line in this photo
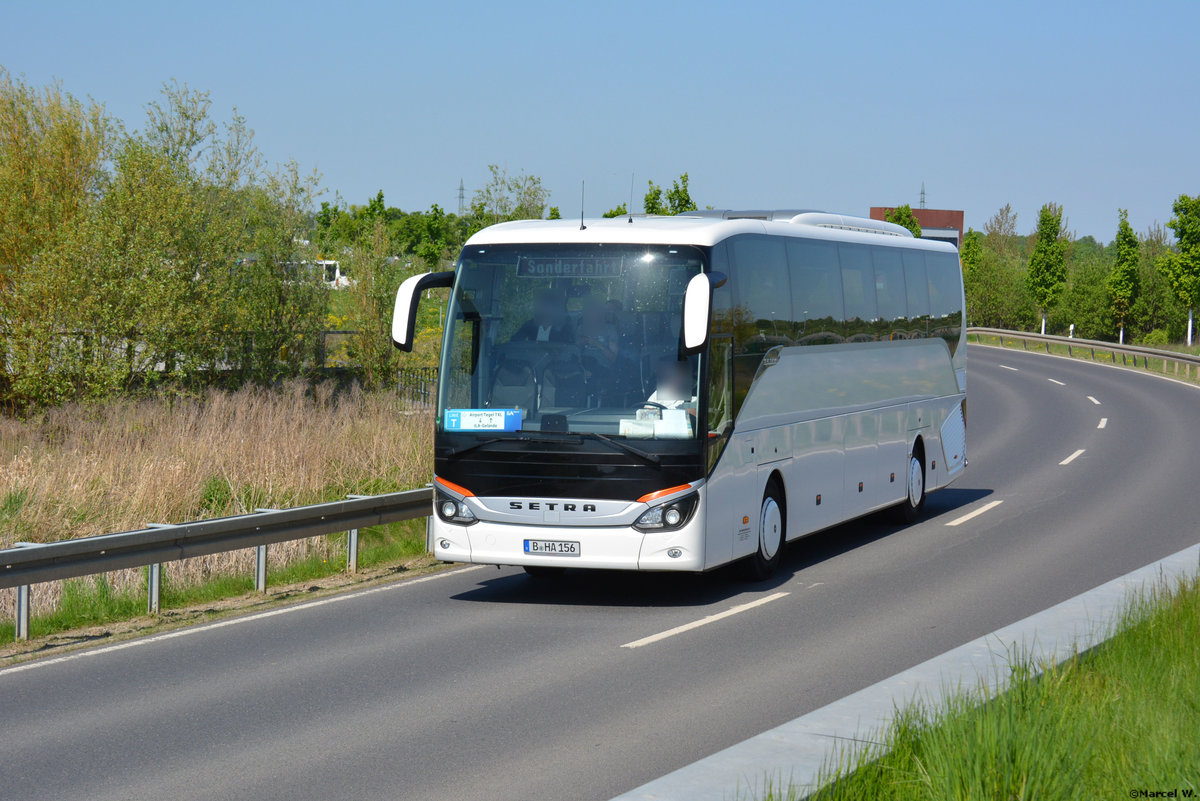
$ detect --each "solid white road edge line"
[1087,395,1101,405]
[0,565,487,678]
[621,592,790,649]
[1048,378,1066,386]
[945,500,1004,527]
[1098,418,1108,429]
[1060,448,1086,465]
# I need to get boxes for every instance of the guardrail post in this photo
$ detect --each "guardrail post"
[344,494,372,573]
[15,584,30,641]
[255,545,268,593]
[147,563,161,614]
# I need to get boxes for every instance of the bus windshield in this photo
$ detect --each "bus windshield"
[438,243,706,440]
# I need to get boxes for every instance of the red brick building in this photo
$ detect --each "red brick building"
[869,207,964,249]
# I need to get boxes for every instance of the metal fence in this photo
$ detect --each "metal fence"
[2,488,433,641]
[397,366,438,407]
[967,327,1200,379]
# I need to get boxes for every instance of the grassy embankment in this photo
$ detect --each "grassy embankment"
[752,575,1200,800]
[970,331,1200,384]
[0,381,434,641]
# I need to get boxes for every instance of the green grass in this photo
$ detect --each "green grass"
[971,332,1200,384]
[0,518,429,642]
[751,576,1200,800]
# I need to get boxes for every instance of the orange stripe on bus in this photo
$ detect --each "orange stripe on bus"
[637,484,692,504]
[435,477,475,497]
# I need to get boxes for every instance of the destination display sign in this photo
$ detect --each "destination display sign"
[517,257,624,277]
[444,408,523,432]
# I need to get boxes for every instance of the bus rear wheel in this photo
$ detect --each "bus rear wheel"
[896,448,926,524]
[746,482,785,580]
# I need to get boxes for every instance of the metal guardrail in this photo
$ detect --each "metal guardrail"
[2,488,433,641]
[967,327,1200,377]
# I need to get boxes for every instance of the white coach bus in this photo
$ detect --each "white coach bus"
[392,210,966,578]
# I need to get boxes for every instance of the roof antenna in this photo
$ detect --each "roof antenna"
[579,181,587,230]
[627,173,635,223]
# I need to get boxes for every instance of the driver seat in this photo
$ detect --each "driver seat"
[489,361,536,416]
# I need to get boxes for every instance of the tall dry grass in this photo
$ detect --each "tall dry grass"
[0,381,433,619]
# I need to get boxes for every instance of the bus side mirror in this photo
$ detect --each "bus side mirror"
[679,272,727,356]
[392,270,455,352]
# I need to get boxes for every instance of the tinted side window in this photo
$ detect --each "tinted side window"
[838,244,876,341]
[787,238,844,344]
[926,251,964,355]
[710,241,734,338]
[872,247,907,334]
[727,235,791,415]
[902,250,930,335]
[731,236,792,347]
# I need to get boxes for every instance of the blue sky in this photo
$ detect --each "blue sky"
[4,0,1197,241]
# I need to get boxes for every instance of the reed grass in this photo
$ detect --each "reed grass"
[0,381,432,624]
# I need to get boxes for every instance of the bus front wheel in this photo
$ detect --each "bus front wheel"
[746,482,785,580]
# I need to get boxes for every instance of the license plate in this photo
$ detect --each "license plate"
[524,539,581,556]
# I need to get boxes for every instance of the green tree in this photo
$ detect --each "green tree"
[960,228,983,278]
[0,69,113,288]
[1107,209,1139,343]
[885,204,922,237]
[470,164,550,228]
[1027,203,1068,334]
[2,78,329,408]
[1157,193,1200,346]
[983,203,1020,261]
[602,203,627,218]
[547,206,561,220]
[643,173,697,215]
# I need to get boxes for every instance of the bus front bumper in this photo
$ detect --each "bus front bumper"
[429,514,705,572]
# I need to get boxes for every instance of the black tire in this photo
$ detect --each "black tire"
[746,481,785,581]
[895,444,927,524]
[523,565,566,579]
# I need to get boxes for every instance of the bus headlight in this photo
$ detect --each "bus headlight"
[435,492,478,525]
[633,493,698,532]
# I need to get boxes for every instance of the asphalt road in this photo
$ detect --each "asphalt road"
[3,344,1198,801]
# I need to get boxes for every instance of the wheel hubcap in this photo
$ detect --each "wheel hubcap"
[908,456,924,507]
[760,498,781,559]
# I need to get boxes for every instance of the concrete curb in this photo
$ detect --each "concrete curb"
[611,542,1200,800]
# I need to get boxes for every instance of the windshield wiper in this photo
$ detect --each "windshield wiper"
[443,437,504,459]
[580,432,661,465]
[442,432,581,459]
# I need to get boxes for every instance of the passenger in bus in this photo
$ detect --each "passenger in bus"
[511,289,574,343]
[647,356,696,409]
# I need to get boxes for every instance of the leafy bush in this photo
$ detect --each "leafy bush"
[1141,328,1169,347]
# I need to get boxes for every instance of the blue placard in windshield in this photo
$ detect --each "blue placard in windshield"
[444,409,523,432]
[518,257,623,277]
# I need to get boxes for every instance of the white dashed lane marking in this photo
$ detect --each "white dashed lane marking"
[1087,396,1101,405]
[1048,378,1066,386]
[1098,418,1108,429]
[622,592,790,649]
[946,500,1004,527]
[1060,449,1086,465]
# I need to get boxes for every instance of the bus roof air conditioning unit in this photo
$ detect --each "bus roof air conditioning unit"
[789,212,913,238]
